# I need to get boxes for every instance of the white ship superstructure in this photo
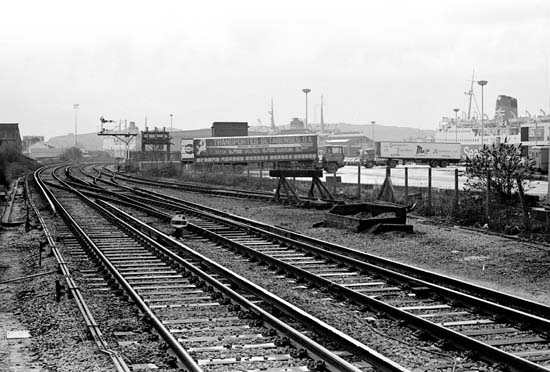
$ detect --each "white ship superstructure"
[436,93,550,148]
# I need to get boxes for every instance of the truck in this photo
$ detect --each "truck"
[360,141,462,168]
[181,134,345,174]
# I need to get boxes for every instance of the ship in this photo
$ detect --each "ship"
[435,77,550,159]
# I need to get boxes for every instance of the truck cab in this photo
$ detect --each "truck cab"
[322,145,345,173]
[359,148,394,168]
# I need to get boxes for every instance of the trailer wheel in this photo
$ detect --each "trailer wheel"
[389,160,397,168]
[364,161,374,168]
[429,160,439,168]
[233,164,245,174]
[325,162,338,173]
[439,160,448,168]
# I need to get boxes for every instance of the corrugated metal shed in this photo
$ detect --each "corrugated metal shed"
[0,123,22,153]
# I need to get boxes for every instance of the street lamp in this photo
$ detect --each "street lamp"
[73,104,79,148]
[302,88,311,129]
[170,113,173,131]
[477,80,487,146]
[371,121,375,144]
[453,108,459,142]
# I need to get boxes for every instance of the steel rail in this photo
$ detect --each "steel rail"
[37,169,204,372]
[30,171,130,372]
[65,165,550,371]
[69,168,550,324]
[95,199,411,372]
[97,167,300,202]
[54,172,396,372]
[0,177,22,224]
[70,170,550,325]
[33,166,58,215]
[51,169,399,372]
[124,183,550,321]
[82,183,550,372]
[181,217,550,372]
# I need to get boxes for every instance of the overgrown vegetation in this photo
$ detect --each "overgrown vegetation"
[0,144,38,189]
[60,147,84,162]
[462,141,536,232]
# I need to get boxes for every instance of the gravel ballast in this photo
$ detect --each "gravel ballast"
[171,191,550,307]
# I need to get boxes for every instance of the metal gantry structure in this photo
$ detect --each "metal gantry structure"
[97,117,138,161]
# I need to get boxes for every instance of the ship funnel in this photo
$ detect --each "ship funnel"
[495,95,518,121]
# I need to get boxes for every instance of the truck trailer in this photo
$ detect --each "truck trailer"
[181,134,345,174]
[360,141,462,168]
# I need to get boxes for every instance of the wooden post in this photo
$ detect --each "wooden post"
[25,186,30,232]
[454,168,459,215]
[332,170,337,196]
[486,169,490,222]
[404,167,409,206]
[428,167,432,212]
[357,161,361,199]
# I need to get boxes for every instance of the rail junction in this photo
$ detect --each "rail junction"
[2,163,550,372]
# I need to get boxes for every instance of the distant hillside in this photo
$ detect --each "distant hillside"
[46,124,435,151]
[47,133,104,151]
[318,122,434,141]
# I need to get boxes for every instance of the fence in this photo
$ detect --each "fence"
[138,160,541,231]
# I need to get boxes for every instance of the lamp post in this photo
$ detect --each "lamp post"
[477,80,487,146]
[453,108,459,142]
[170,113,173,131]
[73,104,79,148]
[302,88,311,129]
[371,121,375,144]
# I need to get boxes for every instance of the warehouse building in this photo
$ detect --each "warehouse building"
[0,123,22,153]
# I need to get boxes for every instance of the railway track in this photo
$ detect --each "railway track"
[35,165,410,372]
[28,172,131,371]
[1,177,26,226]
[68,163,550,372]
[97,164,336,207]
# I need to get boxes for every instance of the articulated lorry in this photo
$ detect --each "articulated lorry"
[360,141,462,168]
[182,134,345,174]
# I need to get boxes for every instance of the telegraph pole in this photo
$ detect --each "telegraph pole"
[73,104,79,148]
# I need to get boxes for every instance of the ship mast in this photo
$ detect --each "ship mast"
[465,69,475,120]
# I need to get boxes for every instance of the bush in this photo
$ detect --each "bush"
[0,147,39,188]
[464,141,535,230]
[60,147,84,162]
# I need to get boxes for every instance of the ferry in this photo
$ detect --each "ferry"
[435,93,550,160]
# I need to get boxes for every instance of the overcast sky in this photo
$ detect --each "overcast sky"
[2,0,549,140]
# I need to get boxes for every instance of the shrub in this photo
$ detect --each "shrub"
[60,147,84,162]
[464,141,535,230]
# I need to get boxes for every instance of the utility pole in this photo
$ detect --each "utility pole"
[477,80,488,146]
[320,96,325,132]
[73,104,79,148]
[302,88,311,129]
[453,108,459,142]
